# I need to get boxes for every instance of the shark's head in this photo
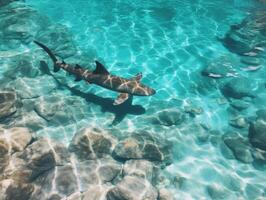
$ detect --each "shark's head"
[114,73,156,96]
[129,81,156,96]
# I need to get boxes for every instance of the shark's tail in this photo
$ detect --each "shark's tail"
[34,40,60,72]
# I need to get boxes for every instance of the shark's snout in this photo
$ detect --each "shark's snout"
[137,85,156,96]
[148,87,156,95]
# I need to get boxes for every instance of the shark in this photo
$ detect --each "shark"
[34,41,156,105]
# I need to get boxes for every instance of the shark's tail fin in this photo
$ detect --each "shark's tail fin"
[34,40,60,72]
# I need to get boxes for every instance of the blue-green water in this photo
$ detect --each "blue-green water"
[0,0,266,199]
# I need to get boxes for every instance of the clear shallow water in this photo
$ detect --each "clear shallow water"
[1,0,266,199]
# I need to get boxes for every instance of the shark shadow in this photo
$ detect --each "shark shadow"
[40,61,146,126]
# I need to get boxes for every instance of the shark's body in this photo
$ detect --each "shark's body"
[34,41,155,105]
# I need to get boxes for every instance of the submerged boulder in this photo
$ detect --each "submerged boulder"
[0,0,19,7]
[82,185,111,200]
[34,95,87,125]
[72,157,121,191]
[33,164,78,197]
[229,99,250,111]
[16,137,69,181]
[6,76,57,99]
[4,54,40,79]
[207,184,234,200]
[229,116,249,129]
[0,91,17,121]
[151,109,185,126]
[221,11,266,56]
[106,176,158,200]
[0,179,35,200]
[35,24,77,59]
[158,188,174,200]
[123,159,155,182]
[0,127,32,153]
[0,127,32,176]
[69,128,117,160]
[0,140,9,175]
[0,2,49,45]
[0,137,9,158]
[113,131,172,164]
[249,118,266,151]
[223,133,253,163]
[201,55,237,79]
[221,77,256,99]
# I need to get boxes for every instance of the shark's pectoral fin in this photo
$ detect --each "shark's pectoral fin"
[131,72,142,82]
[113,93,130,105]
[94,61,109,75]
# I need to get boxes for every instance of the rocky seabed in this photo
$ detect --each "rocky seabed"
[0,0,266,200]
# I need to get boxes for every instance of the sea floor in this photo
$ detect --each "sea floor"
[0,0,266,199]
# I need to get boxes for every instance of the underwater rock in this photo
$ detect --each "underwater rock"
[123,159,155,182]
[184,105,203,117]
[114,131,171,163]
[207,184,232,200]
[223,134,253,163]
[249,118,266,151]
[240,56,261,66]
[0,127,32,176]
[62,192,81,200]
[114,138,142,160]
[0,142,9,176]
[106,176,158,200]
[1,179,35,200]
[221,77,256,99]
[158,188,174,200]
[14,110,47,131]
[201,55,237,78]
[6,76,57,99]
[229,116,249,129]
[34,95,61,121]
[34,164,78,197]
[0,2,49,45]
[221,11,266,55]
[256,109,266,120]
[252,150,266,163]
[60,185,112,200]
[75,157,121,191]
[151,109,185,126]
[0,137,9,158]
[47,194,62,200]
[69,128,117,160]
[34,95,87,124]
[0,91,17,120]
[54,164,78,196]
[0,0,19,7]
[36,24,77,59]
[82,185,111,200]
[17,137,69,181]
[229,99,250,111]
[4,54,40,79]
[0,127,32,153]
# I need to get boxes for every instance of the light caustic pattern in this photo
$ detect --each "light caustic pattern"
[7,0,266,199]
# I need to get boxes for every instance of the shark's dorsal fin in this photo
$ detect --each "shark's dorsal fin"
[131,72,142,82]
[113,93,130,105]
[94,61,109,75]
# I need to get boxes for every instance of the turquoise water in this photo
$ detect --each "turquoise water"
[1,0,266,199]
